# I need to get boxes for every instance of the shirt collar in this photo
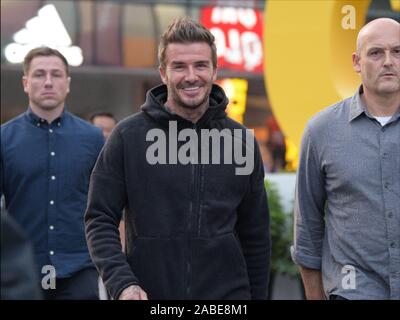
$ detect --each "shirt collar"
[26,107,68,127]
[348,86,368,122]
[349,86,400,123]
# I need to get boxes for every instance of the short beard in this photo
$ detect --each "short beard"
[172,86,211,110]
[174,94,209,110]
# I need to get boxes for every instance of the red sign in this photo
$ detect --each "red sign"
[201,6,264,73]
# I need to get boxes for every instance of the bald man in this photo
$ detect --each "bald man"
[291,18,400,300]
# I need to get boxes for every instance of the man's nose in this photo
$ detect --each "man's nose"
[44,74,53,86]
[383,50,394,67]
[185,66,198,82]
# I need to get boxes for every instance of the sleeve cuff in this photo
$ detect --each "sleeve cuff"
[290,245,322,270]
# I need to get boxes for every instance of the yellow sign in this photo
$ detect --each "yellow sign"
[263,0,371,165]
[217,78,248,124]
[390,0,400,12]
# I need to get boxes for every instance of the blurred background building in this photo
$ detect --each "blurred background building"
[1,0,399,173]
[1,0,283,173]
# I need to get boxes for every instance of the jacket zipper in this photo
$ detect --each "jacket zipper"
[186,123,202,298]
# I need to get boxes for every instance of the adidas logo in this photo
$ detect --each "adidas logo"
[5,4,83,66]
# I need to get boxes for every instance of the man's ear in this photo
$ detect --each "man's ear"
[22,76,28,93]
[159,66,167,84]
[352,52,361,74]
[67,76,71,93]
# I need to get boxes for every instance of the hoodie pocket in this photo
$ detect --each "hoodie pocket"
[191,233,251,299]
[126,237,185,299]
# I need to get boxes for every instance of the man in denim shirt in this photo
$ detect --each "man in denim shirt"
[1,47,104,299]
[292,18,400,300]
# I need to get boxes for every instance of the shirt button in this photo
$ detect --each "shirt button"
[49,200,54,205]
[37,123,40,127]
[49,225,54,230]
[57,122,61,127]
[50,152,55,156]
[51,176,56,180]
[49,129,53,133]
[49,250,54,255]
[384,182,390,188]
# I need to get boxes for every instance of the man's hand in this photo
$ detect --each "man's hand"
[118,285,148,300]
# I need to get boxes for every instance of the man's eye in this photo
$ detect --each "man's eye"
[369,50,382,57]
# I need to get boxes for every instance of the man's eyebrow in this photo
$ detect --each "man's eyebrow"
[32,68,64,73]
[195,60,211,64]
[367,44,400,51]
[170,61,185,65]
[170,60,211,65]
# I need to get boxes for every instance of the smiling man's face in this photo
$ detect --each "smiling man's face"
[159,42,217,112]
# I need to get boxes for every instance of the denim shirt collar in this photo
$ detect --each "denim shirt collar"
[26,106,68,127]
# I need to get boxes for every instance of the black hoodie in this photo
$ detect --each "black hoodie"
[85,84,271,300]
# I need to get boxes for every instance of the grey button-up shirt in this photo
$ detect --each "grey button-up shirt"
[291,87,400,299]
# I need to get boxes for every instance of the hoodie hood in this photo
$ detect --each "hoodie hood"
[141,84,229,129]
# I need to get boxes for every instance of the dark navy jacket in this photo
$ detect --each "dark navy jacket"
[85,85,270,299]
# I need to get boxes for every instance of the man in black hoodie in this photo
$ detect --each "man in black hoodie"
[85,17,271,300]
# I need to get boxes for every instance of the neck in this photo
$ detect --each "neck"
[166,103,208,124]
[361,89,400,117]
[30,103,64,123]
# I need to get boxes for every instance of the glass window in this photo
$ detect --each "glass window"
[154,4,187,35]
[122,3,156,67]
[95,1,122,65]
[77,1,94,65]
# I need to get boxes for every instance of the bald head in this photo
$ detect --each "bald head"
[352,17,400,112]
[356,18,400,53]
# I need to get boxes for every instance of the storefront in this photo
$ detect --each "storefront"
[1,0,398,172]
[1,0,268,121]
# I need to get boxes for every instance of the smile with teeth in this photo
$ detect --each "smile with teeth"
[183,86,200,91]
[181,86,202,96]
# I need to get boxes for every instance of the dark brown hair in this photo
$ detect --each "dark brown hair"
[23,47,69,76]
[158,17,217,69]
[89,111,117,124]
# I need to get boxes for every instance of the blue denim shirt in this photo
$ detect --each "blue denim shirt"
[1,108,104,278]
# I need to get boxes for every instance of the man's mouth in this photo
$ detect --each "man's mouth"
[380,72,396,77]
[42,92,55,96]
[183,86,200,91]
[180,85,203,96]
